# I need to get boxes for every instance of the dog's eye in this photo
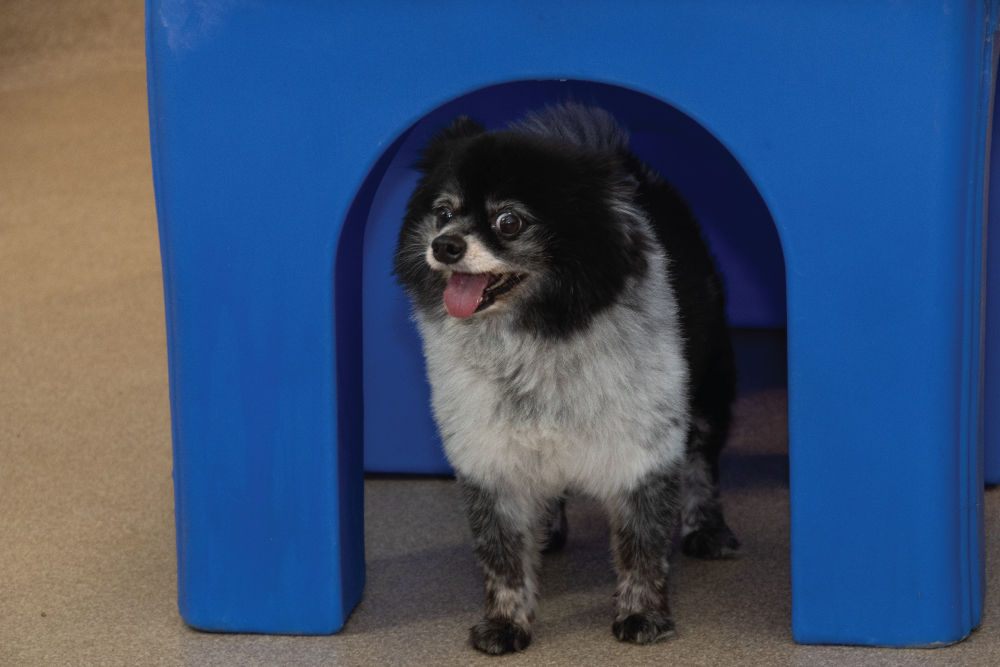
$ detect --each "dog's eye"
[432,206,453,228]
[494,212,523,239]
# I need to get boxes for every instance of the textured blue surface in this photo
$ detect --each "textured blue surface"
[147,0,995,644]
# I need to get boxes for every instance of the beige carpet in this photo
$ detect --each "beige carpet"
[2,2,998,665]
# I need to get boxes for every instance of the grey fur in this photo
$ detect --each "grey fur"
[415,231,693,652]
[607,466,681,644]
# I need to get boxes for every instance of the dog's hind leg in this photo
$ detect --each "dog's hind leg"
[680,415,740,559]
[459,478,543,655]
[606,467,681,644]
[540,496,568,553]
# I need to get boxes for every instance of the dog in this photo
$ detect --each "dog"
[393,103,738,654]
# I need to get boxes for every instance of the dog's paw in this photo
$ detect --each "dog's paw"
[682,524,741,560]
[469,618,532,655]
[612,611,676,644]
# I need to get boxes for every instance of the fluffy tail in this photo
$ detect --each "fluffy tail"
[507,103,628,153]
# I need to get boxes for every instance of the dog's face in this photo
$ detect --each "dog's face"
[394,116,651,337]
[421,189,535,319]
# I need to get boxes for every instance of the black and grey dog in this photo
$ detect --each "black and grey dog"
[393,104,738,654]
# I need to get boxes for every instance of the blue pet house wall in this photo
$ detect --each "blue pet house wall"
[146,0,998,646]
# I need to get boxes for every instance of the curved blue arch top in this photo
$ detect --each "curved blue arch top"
[147,0,998,646]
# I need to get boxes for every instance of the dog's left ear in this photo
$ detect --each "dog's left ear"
[416,116,485,171]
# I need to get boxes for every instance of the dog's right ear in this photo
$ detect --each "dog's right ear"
[416,116,485,172]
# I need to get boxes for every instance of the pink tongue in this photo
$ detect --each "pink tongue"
[443,273,492,318]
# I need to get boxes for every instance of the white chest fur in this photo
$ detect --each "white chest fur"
[416,271,690,502]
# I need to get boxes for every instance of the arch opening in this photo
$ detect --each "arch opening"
[338,79,788,474]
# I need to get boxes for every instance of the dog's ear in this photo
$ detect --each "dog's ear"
[416,116,485,172]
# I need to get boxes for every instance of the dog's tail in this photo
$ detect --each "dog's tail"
[507,102,628,153]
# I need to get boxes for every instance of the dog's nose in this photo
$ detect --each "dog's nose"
[432,234,467,264]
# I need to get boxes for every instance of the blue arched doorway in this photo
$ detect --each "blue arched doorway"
[356,80,785,474]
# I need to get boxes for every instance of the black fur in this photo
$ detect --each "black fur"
[396,118,652,338]
[459,480,527,592]
[608,466,681,644]
[541,497,568,553]
[459,479,535,653]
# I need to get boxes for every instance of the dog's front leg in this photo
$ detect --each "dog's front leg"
[459,478,540,655]
[607,466,681,644]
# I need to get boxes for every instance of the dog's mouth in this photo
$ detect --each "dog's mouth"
[443,272,527,318]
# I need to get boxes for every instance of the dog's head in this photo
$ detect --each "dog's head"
[393,114,651,337]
